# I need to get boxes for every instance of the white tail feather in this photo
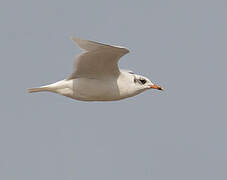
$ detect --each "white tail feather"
[28,80,67,94]
[27,87,50,93]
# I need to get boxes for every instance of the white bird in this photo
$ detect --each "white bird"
[28,37,163,101]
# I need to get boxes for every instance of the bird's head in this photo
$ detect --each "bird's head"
[132,74,164,92]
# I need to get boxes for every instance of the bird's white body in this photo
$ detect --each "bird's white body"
[28,37,163,101]
[34,71,146,101]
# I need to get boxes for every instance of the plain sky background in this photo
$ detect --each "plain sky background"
[0,0,226,180]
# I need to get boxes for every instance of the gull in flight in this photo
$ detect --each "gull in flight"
[28,37,163,101]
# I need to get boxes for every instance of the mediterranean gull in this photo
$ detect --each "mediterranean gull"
[28,37,163,101]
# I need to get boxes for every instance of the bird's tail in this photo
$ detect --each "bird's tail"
[28,80,66,93]
[27,86,50,93]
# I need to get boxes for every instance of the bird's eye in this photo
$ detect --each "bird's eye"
[139,79,147,84]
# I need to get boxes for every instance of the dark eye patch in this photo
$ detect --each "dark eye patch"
[139,79,147,85]
[134,77,137,83]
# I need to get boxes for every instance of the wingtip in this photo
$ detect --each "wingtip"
[71,36,82,42]
[70,37,130,53]
[71,36,77,42]
[115,46,130,54]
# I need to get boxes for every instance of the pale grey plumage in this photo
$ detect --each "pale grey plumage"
[28,37,163,101]
[68,37,129,79]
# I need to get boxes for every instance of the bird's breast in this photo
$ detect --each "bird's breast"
[70,78,122,101]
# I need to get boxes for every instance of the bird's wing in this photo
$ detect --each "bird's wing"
[67,37,129,79]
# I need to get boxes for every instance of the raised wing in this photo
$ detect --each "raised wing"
[67,37,129,79]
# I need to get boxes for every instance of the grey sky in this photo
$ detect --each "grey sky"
[0,0,226,180]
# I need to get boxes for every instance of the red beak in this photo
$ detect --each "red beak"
[150,84,164,91]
